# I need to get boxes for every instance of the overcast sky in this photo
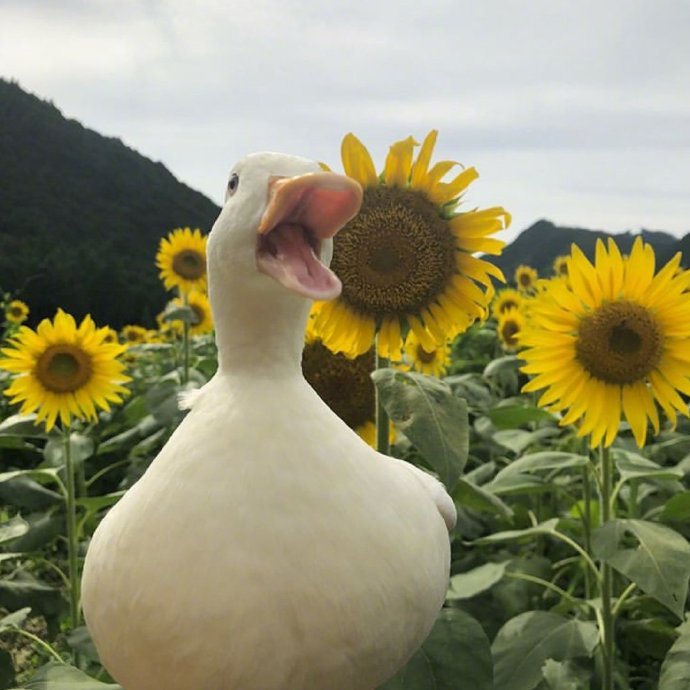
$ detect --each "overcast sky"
[2,0,689,243]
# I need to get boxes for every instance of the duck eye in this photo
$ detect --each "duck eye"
[227,173,239,198]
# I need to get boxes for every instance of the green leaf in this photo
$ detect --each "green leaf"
[659,619,690,690]
[43,433,95,467]
[492,611,598,690]
[488,404,557,430]
[0,647,15,688]
[0,572,63,619]
[483,355,521,379]
[372,369,468,490]
[661,492,690,522]
[66,627,101,663]
[0,476,62,510]
[0,516,29,545]
[592,519,690,619]
[496,452,589,479]
[492,428,560,455]
[18,662,121,689]
[380,608,493,690]
[447,561,510,600]
[453,477,513,518]
[11,510,63,552]
[474,518,561,546]
[541,659,590,689]
[0,414,47,438]
[614,451,684,483]
[0,607,31,632]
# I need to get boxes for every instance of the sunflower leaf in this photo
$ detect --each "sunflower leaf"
[592,519,690,619]
[492,611,598,690]
[372,369,468,490]
[380,609,493,690]
[17,662,122,689]
[659,619,690,690]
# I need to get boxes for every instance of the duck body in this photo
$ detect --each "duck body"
[82,152,454,690]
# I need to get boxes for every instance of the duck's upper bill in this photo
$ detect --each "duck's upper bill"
[257,172,362,301]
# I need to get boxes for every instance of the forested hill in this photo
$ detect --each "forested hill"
[492,220,689,280]
[0,78,221,328]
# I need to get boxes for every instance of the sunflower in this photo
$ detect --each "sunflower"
[497,308,524,351]
[121,325,148,345]
[172,290,214,336]
[403,330,451,378]
[310,131,509,359]
[301,337,377,442]
[491,288,523,319]
[520,238,690,447]
[553,255,569,277]
[156,227,208,293]
[515,265,538,292]
[101,327,119,344]
[0,310,130,430]
[5,299,29,325]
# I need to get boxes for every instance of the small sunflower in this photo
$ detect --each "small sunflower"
[101,327,119,344]
[5,300,29,325]
[520,238,690,447]
[311,131,509,359]
[497,308,524,351]
[302,338,376,442]
[553,255,569,277]
[515,265,538,292]
[156,227,208,293]
[172,290,214,336]
[0,309,130,430]
[121,325,148,345]
[491,288,523,319]
[403,330,451,378]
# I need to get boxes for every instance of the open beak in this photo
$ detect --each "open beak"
[256,172,362,301]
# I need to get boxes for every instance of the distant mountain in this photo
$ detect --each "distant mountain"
[493,219,689,281]
[0,78,220,328]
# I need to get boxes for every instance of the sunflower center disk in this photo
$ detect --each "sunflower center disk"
[575,300,663,385]
[37,346,93,393]
[331,187,456,318]
[416,346,437,364]
[501,320,520,347]
[172,250,206,280]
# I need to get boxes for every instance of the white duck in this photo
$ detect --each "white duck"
[82,152,456,690]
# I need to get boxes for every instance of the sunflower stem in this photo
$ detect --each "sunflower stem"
[182,291,190,384]
[62,426,82,659]
[581,463,593,601]
[598,444,615,690]
[375,344,390,456]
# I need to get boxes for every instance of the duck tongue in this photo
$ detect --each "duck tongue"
[257,223,342,300]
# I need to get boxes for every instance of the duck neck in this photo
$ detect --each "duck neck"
[210,275,310,379]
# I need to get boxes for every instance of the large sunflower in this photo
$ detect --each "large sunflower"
[310,131,509,358]
[520,238,690,447]
[0,310,131,430]
[156,227,208,293]
[301,336,376,443]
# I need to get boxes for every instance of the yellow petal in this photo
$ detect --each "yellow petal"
[341,133,378,187]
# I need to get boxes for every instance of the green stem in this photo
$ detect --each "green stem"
[374,343,390,456]
[5,627,63,663]
[581,464,593,600]
[504,572,589,612]
[63,427,81,636]
[612,582,638,617]
[182,291,191,385]
[599,444,615,690]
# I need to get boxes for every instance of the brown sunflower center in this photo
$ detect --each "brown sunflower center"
[36,345,92,393]
[416,345,437,364]
[575,300,663,385]
[9,306,24,317]
[501,319,520,347]
[190,304,204,325]
[499,299,518,314]
[172,250,206,280]
[518,272,532,287]
[331,186,456,319]
[302,341,375,429]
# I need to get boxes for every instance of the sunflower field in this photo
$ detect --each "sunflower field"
[1,132,690,690]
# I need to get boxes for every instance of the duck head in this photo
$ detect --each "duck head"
[207,152,362,373]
